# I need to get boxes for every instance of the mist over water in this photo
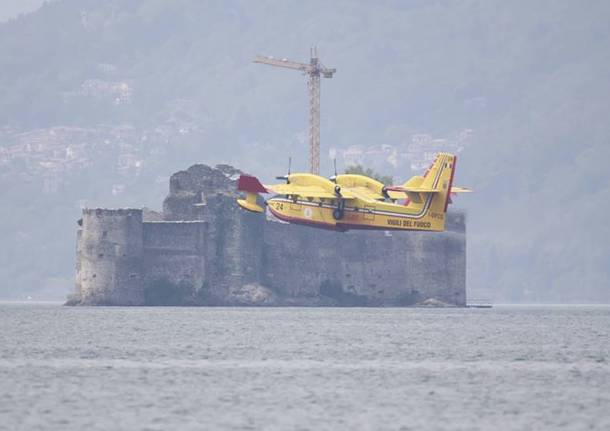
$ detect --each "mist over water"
[1,304,608,430]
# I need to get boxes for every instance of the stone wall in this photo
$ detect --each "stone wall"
[198,194,264,300]
[142,221,207,293]
[261,213,466,306]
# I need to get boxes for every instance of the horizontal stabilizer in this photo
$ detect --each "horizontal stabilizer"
[385,185,439,194]
[385,185,437,204]
[451,186,472,193]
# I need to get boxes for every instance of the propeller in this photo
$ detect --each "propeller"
[275,157,291,182]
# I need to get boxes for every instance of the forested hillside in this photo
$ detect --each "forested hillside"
[0,0,608,302]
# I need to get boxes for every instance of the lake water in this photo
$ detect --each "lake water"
[0,304,608,430]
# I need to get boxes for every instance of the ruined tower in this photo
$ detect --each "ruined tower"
[77,208,144,305]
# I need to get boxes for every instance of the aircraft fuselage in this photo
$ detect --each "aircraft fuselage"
[266,196,444,232]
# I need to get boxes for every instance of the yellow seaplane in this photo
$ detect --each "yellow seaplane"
[236,152,469,232]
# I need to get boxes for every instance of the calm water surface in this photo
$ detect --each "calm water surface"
[0,304,608,430]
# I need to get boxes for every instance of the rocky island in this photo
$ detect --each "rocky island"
[68,164,466,306]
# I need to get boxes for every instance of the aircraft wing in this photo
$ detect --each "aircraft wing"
[339,184,438,201]
[343,186,385,201]
[265,183,343,199]
[238,174,355,200]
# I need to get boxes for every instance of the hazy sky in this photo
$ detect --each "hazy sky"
[0,0,45,22]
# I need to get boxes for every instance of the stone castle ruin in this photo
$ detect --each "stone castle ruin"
[70,164,466,306]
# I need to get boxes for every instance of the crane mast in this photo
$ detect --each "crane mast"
[254,47,335,175]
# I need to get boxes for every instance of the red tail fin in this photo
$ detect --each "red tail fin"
[237,175,268,193]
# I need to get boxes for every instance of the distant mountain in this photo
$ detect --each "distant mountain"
[0,0,608,302]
